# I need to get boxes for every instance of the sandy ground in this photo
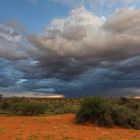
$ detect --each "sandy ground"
[0,114,140,140]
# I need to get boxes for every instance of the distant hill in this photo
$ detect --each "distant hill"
[0,92,64,98]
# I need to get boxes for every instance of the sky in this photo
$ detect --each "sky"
[0,0,140,97]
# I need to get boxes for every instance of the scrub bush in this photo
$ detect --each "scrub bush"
[76,97,140,129]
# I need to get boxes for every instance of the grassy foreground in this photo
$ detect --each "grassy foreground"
[0,97,140,129]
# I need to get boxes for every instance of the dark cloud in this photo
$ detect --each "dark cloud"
[1,7,140,96]
[105,87,140,97]
[0,58,23,88]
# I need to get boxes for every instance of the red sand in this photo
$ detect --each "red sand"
[0,114,139,140]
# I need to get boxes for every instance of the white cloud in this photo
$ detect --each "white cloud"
[0,24,31,60]
[0,24,22,42]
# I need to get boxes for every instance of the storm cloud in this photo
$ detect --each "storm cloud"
[30,7,140,79]
[1,7,140,96]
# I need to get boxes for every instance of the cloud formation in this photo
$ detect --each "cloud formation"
[0,24,28,60]
[1,7,140,96]
[30,7,140,79]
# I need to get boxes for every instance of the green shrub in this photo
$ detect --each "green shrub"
[63,104,80,113]
[0,98,81,115]
[112,105,140,129]
[46,103,80,115]
[76,97,140,129]
[1,102,10,110]
[119,98,140,116]
[9,102,47,115]
[126,100,140,111]
[76,97,114,127]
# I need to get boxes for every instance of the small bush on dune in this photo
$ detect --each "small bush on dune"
[76,97,140,129]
